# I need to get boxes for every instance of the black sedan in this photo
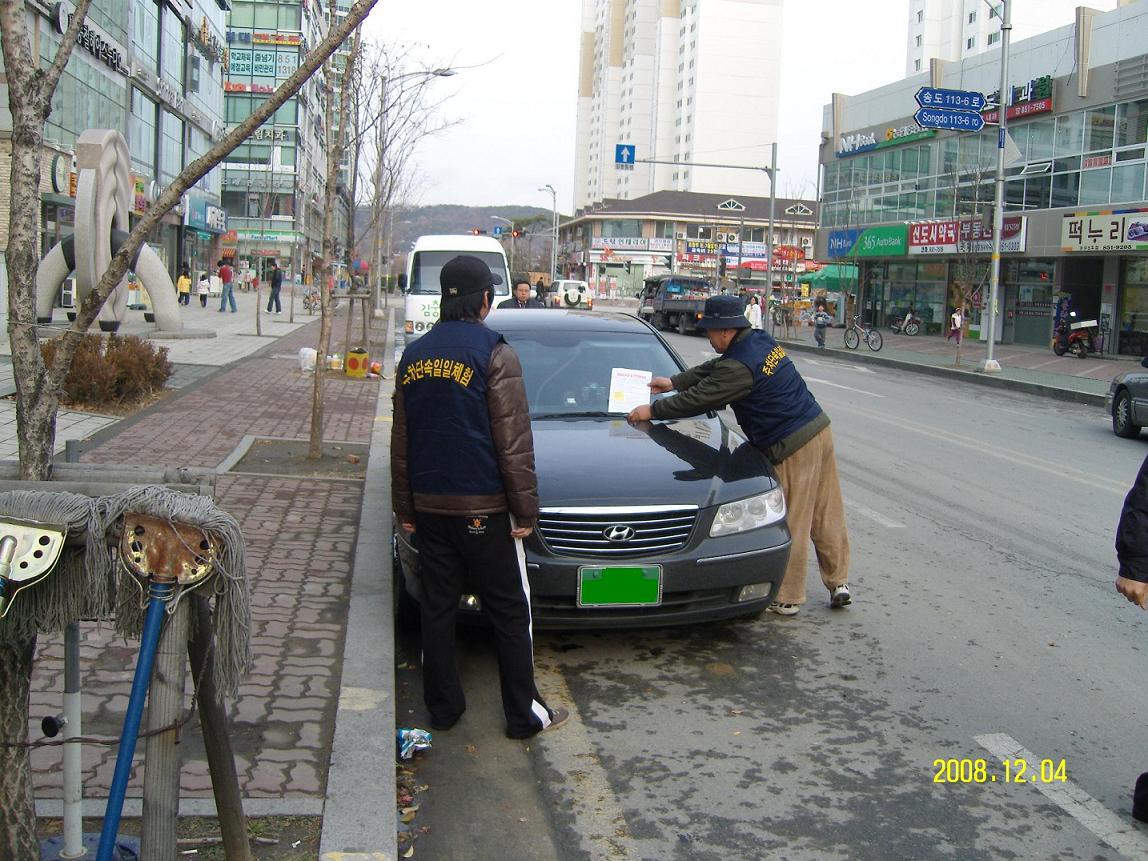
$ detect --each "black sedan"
[394,310,792,628]
[1108,357,1148,438]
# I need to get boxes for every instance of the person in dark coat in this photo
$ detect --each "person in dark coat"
[391,255,567,739]
[498,278,545,309]
[627,294,851,616]
[1115,437,1148,822]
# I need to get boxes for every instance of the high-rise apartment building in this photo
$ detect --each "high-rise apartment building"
[905,0,1117,77]
[221,0,333,283]
[574,0,782,210]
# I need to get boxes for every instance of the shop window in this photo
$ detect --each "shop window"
[1084,106,1116,153]
[253,3,279,28]
[1113,163,1146,203]
[229,1,254,28]
[129,89,158,175]
[1023,175,1050,210]
[159,109,184,186]
[1050,171,1079,208]
[279,5,301,29]
[1078,168,1110,205]
[1054,112,1083,157]
[160,7,185,91]
[1118,259,1148,354]
[134,0,159,76]
[1117,99,1148,148]
[1023,118,1055,161]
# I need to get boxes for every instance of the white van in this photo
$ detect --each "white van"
[403,235,511,340]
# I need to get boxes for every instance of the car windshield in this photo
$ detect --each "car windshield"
[409,250,509,295]
[503,329,683,417]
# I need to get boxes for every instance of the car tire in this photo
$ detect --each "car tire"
[677,313,689,335]
[652,312,666,330]
[392,538,421,631]
[1114,390,1142,438]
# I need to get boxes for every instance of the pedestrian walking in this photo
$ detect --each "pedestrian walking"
[176,264,191,306]
[267,260,283,314]
[391,254,569,739]
[813,298,832,348]
[498,278,545,309]
[947,305,964,343]
[196,273,210,308]
[745,295,763,330]
[1115,445,1148,821]
[627,294,851,616]
[218,259,237,313]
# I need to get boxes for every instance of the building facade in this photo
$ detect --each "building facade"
[905,0,1117,77]
[574,0,781,210]
[560,190,817,297]
[0,0,229,305]
[821,1,1148,353]
[220,0,330,285]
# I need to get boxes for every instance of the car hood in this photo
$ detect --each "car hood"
[531,416,777,509]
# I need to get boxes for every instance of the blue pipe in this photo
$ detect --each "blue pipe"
[97,581,172,861]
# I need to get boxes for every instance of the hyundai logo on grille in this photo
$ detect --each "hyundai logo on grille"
[603,525,636,542]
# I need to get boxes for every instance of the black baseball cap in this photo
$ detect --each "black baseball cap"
[440,255,503,297]
[696,294,750,330]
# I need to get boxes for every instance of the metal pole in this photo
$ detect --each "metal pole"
[736,213,744,292]
[982,0,1010,373]
[766,142,777,302]
[61,440,83,860]
[97,582,172,861]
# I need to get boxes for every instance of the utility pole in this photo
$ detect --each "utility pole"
[982,0,1010,373]
[540,184,558,284]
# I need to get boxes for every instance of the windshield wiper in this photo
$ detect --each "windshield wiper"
[531,411,618,420]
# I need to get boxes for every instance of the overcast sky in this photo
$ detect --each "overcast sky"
[366,0,1110,214]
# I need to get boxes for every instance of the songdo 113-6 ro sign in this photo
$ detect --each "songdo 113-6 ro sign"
[914,87,987,133]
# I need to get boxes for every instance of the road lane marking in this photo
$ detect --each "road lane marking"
[975,733,1148,859]
[534,661,637,860]
[798,357,877,374]
[836,403,1130,496]
[845,499,905,528]
[804,377,885,398]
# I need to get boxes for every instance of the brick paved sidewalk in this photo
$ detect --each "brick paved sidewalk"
[26,308,390,815]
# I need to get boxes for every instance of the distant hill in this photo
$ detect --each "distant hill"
[354,204,557,262]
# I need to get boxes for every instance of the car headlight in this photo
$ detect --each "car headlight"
[709,487,786,537]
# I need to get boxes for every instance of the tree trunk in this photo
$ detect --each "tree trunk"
[0,638,38,861]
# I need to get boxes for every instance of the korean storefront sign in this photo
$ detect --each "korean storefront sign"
[592,237,648,251]
[908,217,1027,254]
[1061,209,1148,252]
[827,225,907,258]
[228,48,297,78]
[185,197,228,233]
[836,126,936,158]
[52,2,126,75]
[982,74,1053,124]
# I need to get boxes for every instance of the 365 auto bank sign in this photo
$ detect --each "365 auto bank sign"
[828,225,907,258]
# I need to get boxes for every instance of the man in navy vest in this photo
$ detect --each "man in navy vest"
[391,254,568,738]
[627,294,851,616]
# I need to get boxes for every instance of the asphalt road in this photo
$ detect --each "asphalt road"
[395,331,1148,861]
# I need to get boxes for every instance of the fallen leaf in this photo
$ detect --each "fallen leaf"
[1048,642,1058,647]
[402,847,415,858]
[733,731,742,736]
[401,806,420,815]
[346,454,360,464]
[729,709,743,716]
[465,744,477,754]
[401,810,417,824]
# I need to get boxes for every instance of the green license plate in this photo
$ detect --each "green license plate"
[577,565,662,608]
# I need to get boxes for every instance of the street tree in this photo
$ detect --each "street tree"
[0,0,383,851]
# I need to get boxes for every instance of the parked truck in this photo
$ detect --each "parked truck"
[637,274,715,335]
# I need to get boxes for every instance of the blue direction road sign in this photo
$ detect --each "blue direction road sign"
[615,144,635,165]
[914,106,986,133]
[915,87,987,111]
[492,226,503,237]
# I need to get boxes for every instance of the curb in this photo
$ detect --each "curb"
[319,309,398,861]
[778,337,1108,408]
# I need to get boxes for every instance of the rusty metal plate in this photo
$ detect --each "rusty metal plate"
[120,513,217,587]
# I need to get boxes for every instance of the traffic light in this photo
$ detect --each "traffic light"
[511,229,520,238]
[471,228,480,236]
[718,257,727,278]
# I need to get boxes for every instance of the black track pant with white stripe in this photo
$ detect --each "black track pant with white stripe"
[415,511,552,738]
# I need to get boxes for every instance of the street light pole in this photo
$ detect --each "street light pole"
[765,141,777,302]
[540,184,557,283]
[491,215,515,273]
[981,0,1010,372]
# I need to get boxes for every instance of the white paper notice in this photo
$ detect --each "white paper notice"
[608,367,652,414]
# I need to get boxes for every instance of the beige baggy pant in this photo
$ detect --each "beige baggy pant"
[771,426,850,605]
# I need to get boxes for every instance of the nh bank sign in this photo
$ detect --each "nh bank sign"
[837,124,936,158]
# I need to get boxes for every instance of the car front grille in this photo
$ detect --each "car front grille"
[536,506,699,558]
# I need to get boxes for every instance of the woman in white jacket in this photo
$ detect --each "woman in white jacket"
[745,295,763,330]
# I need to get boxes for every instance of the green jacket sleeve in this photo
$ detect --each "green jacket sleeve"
[651,358,755,420]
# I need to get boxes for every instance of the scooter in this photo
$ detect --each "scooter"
[890,312,921,335]
[1053,311,1101,358]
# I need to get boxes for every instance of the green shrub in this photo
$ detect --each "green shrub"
[41,334,173,407]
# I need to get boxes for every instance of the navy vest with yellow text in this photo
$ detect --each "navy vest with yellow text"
[722,330,823,449]
[399,320,505,499]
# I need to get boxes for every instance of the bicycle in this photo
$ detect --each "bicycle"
[843,315,883,351]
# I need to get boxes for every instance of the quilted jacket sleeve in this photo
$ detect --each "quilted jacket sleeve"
[486,342,539,527]
[1117,452,1148,582]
